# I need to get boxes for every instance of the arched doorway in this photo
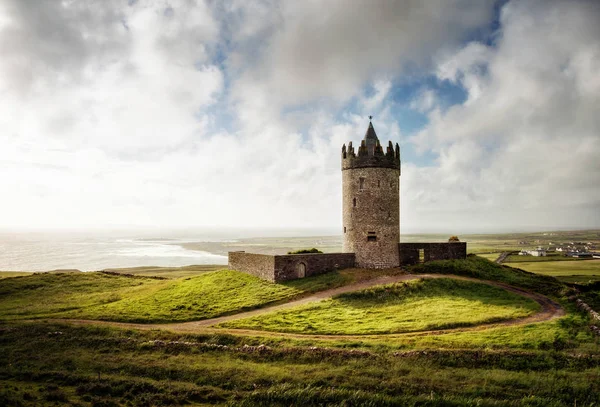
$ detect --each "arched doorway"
[296,262,306,278]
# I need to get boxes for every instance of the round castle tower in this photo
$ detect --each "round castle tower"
[341,120,401,268]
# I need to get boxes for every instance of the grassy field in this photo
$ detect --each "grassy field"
[0,269,363,323]
[0,271,32,279]
[1,254,600,405]
[509,259,600,283]
[503,254,582,263]
[475,253,501,262]
[0,268,409,323]
[102,264,224,278]
[1,322,599,406]
[410,255,567,296]
[220,278,540,334]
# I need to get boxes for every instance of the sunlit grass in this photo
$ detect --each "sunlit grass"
[0,269,357,323]
[509,259,600,278]
[0,271,32,279]
[220,278,540,334]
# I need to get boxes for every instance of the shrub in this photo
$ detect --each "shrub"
[287,248,323,254]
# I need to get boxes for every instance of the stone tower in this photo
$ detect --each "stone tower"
[341,119,401,268]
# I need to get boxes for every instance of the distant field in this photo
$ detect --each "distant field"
[475,253,501,261]
[503,254,581,263]
[0,271,32,279]
[509,260,600,283]
[220,278,540,334]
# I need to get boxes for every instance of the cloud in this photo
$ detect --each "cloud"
[0,0,597,233]
[227,0,495,110]
[406,0,600,231]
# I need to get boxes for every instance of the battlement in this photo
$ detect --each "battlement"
[341,139,400,170]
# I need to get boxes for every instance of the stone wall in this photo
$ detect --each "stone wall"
[228,251,276,281]
[228,251,355,282]
[274,253,355,282]
[342,166,400,268]
[398,242,467,265]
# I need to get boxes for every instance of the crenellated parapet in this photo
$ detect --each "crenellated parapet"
[342,139,400,171]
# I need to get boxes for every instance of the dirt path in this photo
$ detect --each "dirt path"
[51,273,564,338]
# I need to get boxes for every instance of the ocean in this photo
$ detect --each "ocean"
[0,228,340,272]
[0,231,230,272]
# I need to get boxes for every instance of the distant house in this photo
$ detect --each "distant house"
[520,249,547,257]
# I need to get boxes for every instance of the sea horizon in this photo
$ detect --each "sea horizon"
[1,227,597,273]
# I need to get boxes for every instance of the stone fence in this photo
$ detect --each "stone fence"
[228,251,356,282]
[398,242,467,265]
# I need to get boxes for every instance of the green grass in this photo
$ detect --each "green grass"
[508,259,600,279]
[0,271,33,279]
[504,254,582,263]
[410,255,567,296]
[101,264,223,278]
[1,322,598,406]
[475,253,501,262]
[0,272,163,320]
[220,278,541,334]
[0,269,357,323]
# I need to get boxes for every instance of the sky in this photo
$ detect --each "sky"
[0,0,598,234]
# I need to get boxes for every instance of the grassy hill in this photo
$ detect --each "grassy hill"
[0,268,373,323]
[411,255,566,296]
[1,257,599,406]
[220,278,540,334]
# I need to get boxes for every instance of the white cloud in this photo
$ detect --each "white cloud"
[0,0,597,234]
[406,0,600,232]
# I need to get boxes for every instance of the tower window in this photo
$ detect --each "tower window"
[367,234,377,242]
[377,180,380,188]
[344,226,346,233]
[359,177,365,190]
[353,197,356,207]
[390,181,393,188]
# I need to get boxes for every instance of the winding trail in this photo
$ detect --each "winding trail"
[52,273,564,339]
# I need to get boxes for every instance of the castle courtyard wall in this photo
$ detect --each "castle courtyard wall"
[398,242,467,265]
[274,253,355,282]
[228,252,276,281]
[228,252,355,282]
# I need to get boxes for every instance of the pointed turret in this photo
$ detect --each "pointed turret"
[363,121,379,154]
[341,117,400,171]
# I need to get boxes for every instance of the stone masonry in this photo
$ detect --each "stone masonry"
[398,242,467,266]
[228,251,355,283]
[341,121,401,268]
